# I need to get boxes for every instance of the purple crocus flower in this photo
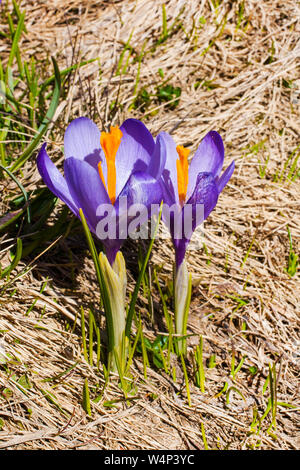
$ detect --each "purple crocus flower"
[150,129,234,354]
[150,130,235,268]
[37,117,163,264]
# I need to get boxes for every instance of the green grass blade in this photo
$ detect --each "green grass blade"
[0,163,30,222]
[1,238,22,279]
[80,306,88,363]
[180,353,191,406]
[40,58,97,91]
[88,309,94,366]
[201,422,209,450]
[6,12,25,73]
[82,379,92,416]
[10,57,61,173]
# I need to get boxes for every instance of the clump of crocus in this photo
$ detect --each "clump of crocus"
[150,130,235,354]
[37,117,163,372]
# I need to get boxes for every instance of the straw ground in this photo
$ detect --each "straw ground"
[0,0,299,450]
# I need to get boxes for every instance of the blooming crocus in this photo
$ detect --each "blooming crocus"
[37,117,163,371]
[37,117,163,264]
[150,130,235,353]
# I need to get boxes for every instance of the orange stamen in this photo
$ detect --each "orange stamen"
[176,145,190,206]
[99,126,123,204]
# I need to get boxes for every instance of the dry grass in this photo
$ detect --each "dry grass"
[0,0,299,450]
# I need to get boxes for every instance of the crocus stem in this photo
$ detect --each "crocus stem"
[174,259,192,355]
[79,209,127,375]
[99,251,128,373]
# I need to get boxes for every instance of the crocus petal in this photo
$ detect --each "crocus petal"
[148,132,167,181]
[111,119,155,197]
[115,171,163,239]
[216,160,235,194]
[186,172,219,222]
[64,157,111,233]
[155,131,179,205]
[37,143,79,216]
[102,172,164,263]
[186,131,224,200]
[64,117,102,169]
[174,173,219,268]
